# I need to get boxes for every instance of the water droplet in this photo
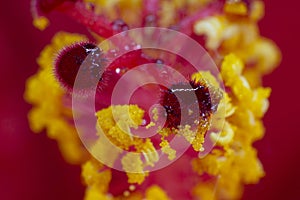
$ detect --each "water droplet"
[115,68,121,74]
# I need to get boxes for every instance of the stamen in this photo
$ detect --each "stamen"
[32,0,124,37]
[173,2,224,35]
[142,0,160,26]
[31,0,76,29]
[34,0,77,14]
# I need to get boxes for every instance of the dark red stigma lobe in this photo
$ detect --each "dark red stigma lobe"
[54,42,107,92]
[160,80,221,129]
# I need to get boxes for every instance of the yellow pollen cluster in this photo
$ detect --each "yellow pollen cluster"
[82,160,112,194]
[191,54,270,199]
[145,185,171,200]
[159,139,176,160]
[33,16,49,30]
[224,1,248,16]
[96,105,144,150]
[24,32,90,164]
[94,105,160,185]
[177,124,206,152]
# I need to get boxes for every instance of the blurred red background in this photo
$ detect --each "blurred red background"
[0,0,299,199]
